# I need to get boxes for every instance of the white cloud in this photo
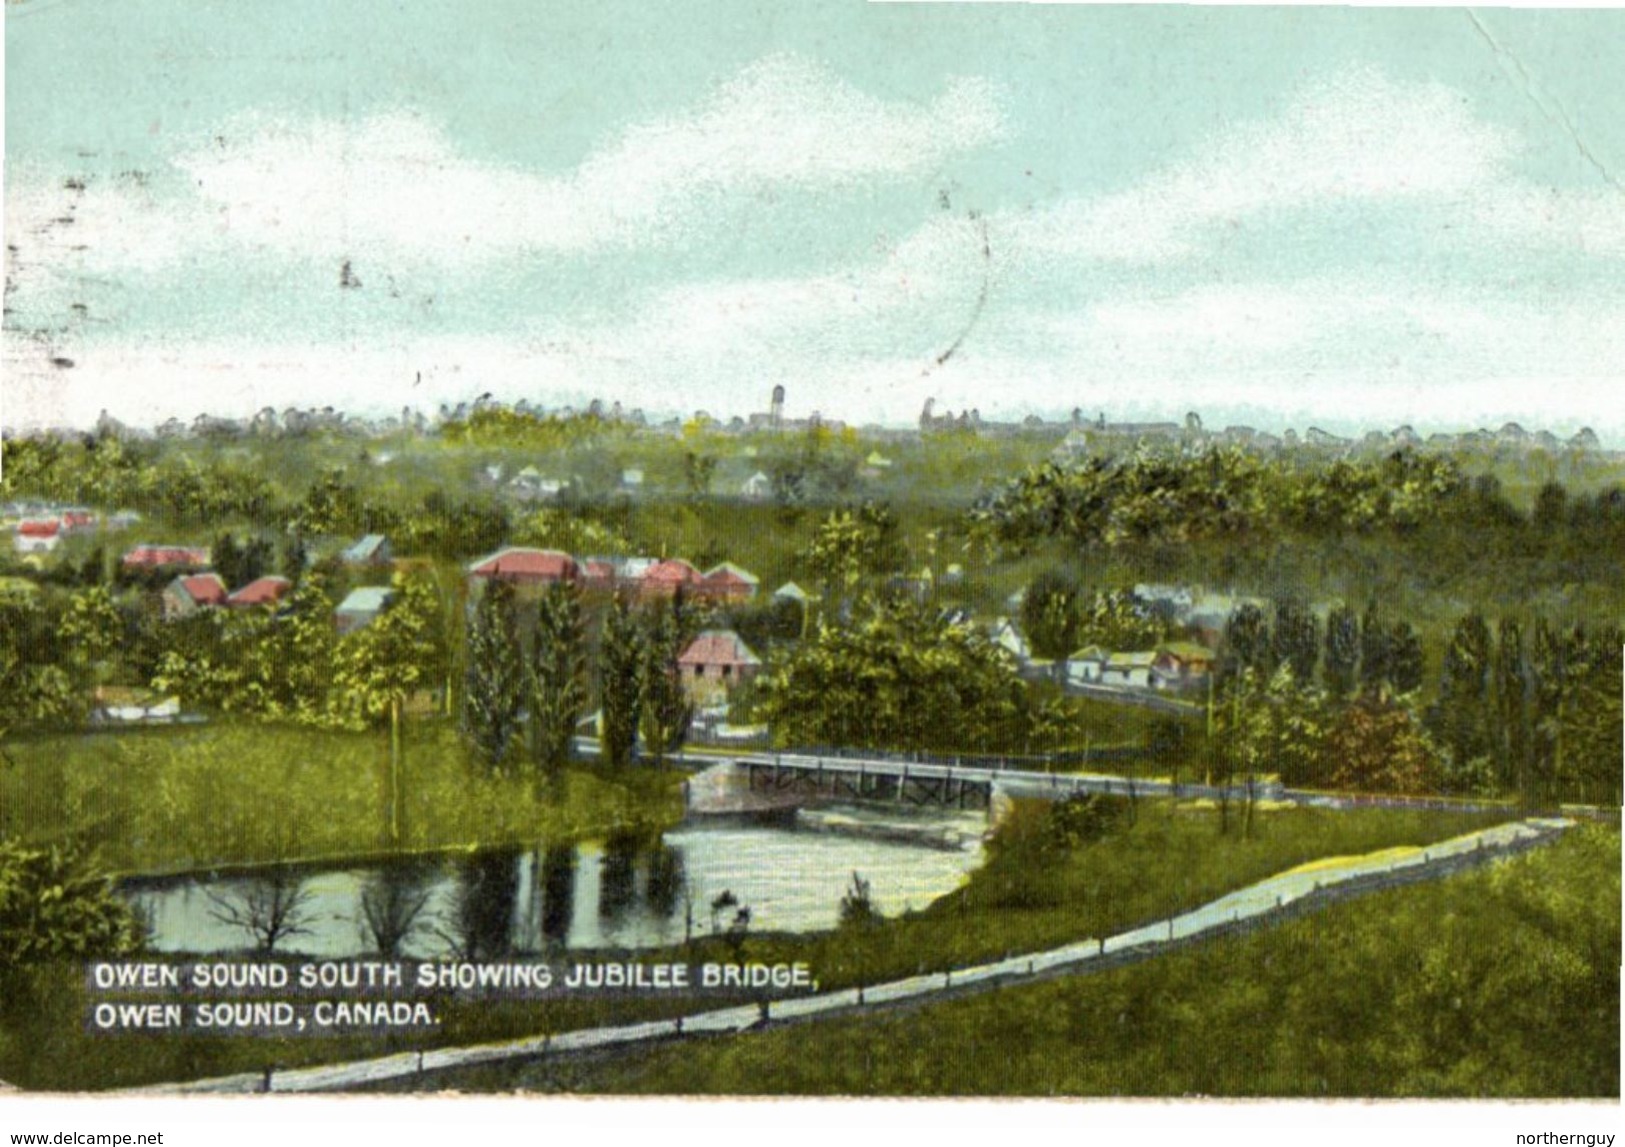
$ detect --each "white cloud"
[614,213,993,354]
[161,55,1004,264]
[1015,67,1516,263]
[1473,185,1625,258]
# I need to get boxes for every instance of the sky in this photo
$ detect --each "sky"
[4,1,1624,439]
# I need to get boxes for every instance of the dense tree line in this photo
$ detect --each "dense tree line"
[970,445,1625,552]
[459,585,697,779]
[1212,599,1620,805]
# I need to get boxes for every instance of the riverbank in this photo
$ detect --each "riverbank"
[0,798,1513,1091]
[501,821,1618,1098]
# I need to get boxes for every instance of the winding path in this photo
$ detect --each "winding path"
[132,816,1573,1094]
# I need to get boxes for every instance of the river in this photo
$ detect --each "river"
[122,810,987,958]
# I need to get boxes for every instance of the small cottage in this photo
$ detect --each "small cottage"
[700,562,759,603]
[340,534,393,567]
[677,630,763,703]
[162,573,228,620]
[336,586,396,634]
[14,520,60,555]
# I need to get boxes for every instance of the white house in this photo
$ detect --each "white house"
[14,520,60,554]
[1065,645,1109,684]
[741,471,772,500]
[1099,651,1156,689]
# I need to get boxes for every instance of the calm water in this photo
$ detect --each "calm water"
[124,814,987,958]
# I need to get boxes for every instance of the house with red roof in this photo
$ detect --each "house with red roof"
[677,629,762,703]
[466,547,580,594]
[14,520,61,555]
[162,573,229,620]
[640,558,703,599]
[123,544,211,570]
[699,562,759,603]
[59,508,97,534]
[226,575,293,610]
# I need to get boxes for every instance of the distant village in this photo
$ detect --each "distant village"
[4,489,1238,737]
[56,384,1608,459]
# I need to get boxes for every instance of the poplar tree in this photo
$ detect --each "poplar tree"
[1270,597,1319,683]
[1429,611,1494,790]
[639,596,694,768]
[1218,602,1270,690]
[462,579,525,774]
[1492,617,1529,797]
[1323,604,1360,698]
[1388,621,1425,696]
[528,583,586,782]
[1358,601,1393,693]
[599,593,643,768]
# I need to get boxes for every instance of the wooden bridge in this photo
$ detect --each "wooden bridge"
[681,750,1284,813]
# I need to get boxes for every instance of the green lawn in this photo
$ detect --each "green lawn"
[458,823,1621,1099]
[0,721,684,876]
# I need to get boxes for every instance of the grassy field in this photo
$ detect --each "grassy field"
[0,721,685,876]
[449,823,1621,1099]
[0,796,1512,1091]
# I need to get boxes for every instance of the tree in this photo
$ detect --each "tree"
[1020,570,1080,660]
[280,533,309,583]
[1358,601,1393,693]
[1429,611,1495,792]
[1218,663,1331,802]
[212,532,244,590]
[462,579,526,774]
[805,509,875,602]
[357,865,433,957]
[528,583,587,782]
[206,870,314,954]
[682,451,718,497]
[1491,617,1530,797]
[639,597,693,768]
[1325,695,1441,794]
[1074,588,1161,652]
[755,597,1028,753]
[1217,602,1270,689]
[1322,604,1360,698]
[599,593,644,768]
[1388,621,1425,696]
[1559,627,1624,807]
[58,585,123,671]
[272,574,340,721]
[1269,597,1319,683]
[334,568,449,839]
[0,844,141,996]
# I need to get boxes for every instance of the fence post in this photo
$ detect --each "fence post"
[1098,937,1104,955]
